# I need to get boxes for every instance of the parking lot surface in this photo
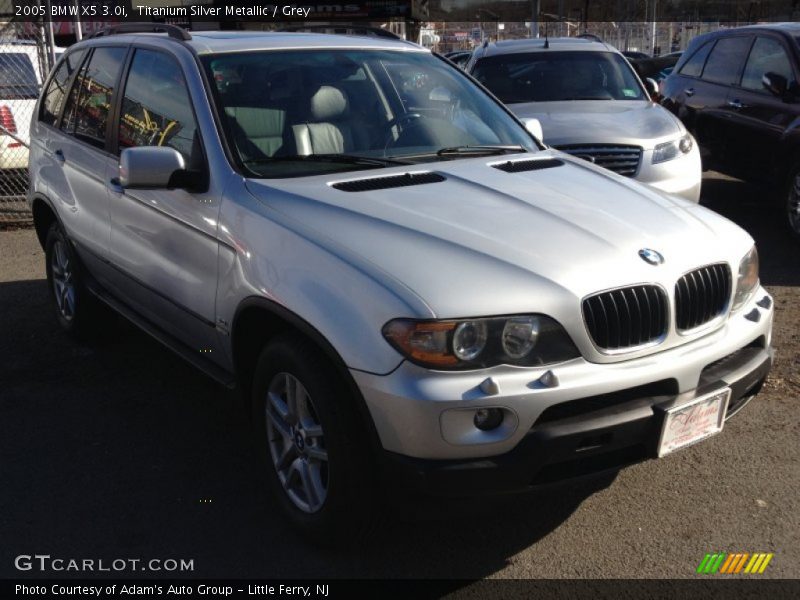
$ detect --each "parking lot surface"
[1,173,798,580]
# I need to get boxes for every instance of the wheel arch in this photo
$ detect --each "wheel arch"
[231,296,384,454]
[30,193,62,249]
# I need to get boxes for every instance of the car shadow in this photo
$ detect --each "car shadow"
[699,173,799,286]
[0,278,614,582]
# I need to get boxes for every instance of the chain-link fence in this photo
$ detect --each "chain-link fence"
[1,19,50,224]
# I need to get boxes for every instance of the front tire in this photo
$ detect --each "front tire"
[251,334,377,543]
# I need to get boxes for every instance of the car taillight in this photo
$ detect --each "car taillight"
[1,105,18,133]
[0,105,21,147]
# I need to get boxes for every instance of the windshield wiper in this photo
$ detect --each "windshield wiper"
[435,145,527,158]
[243,154,410,167]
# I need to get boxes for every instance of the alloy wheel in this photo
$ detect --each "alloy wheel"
[51,238,76,321]
[264,372,329,513]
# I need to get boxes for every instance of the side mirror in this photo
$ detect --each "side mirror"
[762,72,788,98]
[119,146,187,189]
[520,117,544,142]
[645,77,659,98]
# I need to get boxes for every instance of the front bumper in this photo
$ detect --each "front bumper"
[377,342,771,495]
[353,288,773,493]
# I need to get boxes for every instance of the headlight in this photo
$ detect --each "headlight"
[732,246,759,311]
[652,133,693,164]
[382,315,579,370]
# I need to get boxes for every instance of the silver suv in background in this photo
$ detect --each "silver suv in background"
[29,26,772,541]
[468,37,702,202]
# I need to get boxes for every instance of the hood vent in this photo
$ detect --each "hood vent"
[332,172,445,192]
[491,158,565,173]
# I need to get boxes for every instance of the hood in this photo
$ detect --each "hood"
[243,151,751,327]
[509,100,683,148]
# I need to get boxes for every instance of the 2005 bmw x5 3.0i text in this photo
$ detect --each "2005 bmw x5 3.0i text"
[28,26,773,539]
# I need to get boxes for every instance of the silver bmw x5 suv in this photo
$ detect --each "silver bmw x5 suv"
[28,25,773,539]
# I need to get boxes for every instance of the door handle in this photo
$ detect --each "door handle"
[727,99,746,109]
[54,149,65,164]
[107,177,124,194]
[684,88,695,97]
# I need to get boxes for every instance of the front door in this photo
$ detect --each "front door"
[105,47,224,363]
[722,35,800,181]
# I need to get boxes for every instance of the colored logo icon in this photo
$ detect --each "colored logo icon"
[697,552,774,574]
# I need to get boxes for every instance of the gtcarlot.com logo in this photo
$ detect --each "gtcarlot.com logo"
[696,552,774,575]
[14,554,194,572]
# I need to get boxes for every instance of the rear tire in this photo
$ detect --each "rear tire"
[251,333,378,544]
[44,222,101,338]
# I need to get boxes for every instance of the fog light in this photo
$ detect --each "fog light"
[474,408,504,431]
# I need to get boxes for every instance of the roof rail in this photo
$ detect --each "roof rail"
[88,23,191,41]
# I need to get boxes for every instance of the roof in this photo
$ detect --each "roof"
[75,30,426,55]
[475,37,619,59]
[739,22,800,33]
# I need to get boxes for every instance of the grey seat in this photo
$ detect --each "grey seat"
[223,69,301,160]
[292,86,363,155]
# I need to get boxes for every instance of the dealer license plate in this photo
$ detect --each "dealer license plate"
[657,388,731,457]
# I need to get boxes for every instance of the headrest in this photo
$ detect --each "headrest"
[310,86,349,121]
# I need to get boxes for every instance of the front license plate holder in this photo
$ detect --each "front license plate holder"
[657,388,731,457]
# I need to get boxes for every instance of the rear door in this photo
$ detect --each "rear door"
[105,46,224,361]
[722,34,799,180]
[42,45,128,273]
[686,34,754,172]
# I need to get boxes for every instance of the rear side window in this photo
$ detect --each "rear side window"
[0,52,39,99]
[701,36,753,85]
[40,49,86,126]
[61,46,126,149]
[741,37,795,92]
[679,41,713,78]
[117,49,200,165]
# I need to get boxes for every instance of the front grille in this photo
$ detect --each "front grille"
[556,144,643,177]
[675,263,732,331]
[583,284,668,351]
[331,172,444,192]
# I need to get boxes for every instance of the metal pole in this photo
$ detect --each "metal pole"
[74,0,83,41]
[651,0,657,55]
[531,0,540,38]
[44,0,56,69]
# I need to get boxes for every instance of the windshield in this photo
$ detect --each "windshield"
[0,53,39,99]
[472,51,646,103]
[201,49,537,178]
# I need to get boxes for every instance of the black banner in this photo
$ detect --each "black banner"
[6,579,800,600]
[2,0,799,23]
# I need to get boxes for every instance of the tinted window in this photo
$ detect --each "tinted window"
[741,37,795,92]
[472,51,646,103]
[118,49,200,165]
[0,53,39,99]
[679,41,713,78]
[40,49,86,126]
[61,46,126,148]
[702,36,753,85]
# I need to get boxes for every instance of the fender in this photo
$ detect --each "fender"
[231,295,386,454]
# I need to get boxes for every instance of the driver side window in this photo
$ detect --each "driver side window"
[741,37,794,92]
[118,49,201,168]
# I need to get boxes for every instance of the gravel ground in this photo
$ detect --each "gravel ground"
[0,173,798,581]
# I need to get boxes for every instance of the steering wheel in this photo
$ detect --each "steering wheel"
[383,112,424,150]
